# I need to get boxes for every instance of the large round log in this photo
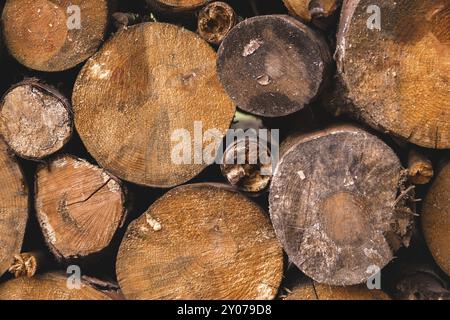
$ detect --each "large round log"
[422,161,450,276]
[217,15,331,117]
[72,22,235,187]
[336,0,450,148]
[116,183,283,300]
[0,138,28,278]
[1,0,113,71]
[269,125,414,285]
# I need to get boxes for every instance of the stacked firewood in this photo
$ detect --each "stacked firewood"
[0,0,448,300]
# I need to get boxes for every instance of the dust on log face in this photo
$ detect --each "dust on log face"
[72,23,235,187]
[0,139,28,277]
[422,162,450,276]
[1,0,111,71]
[0,81,73,160]
[269,126,413,286]
[336,0,450,148]
[0,273,111,300]
[217,15,331,117]
[35,155,126,260]
[116,184,283,300]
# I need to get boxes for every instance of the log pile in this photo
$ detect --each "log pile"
[0,0,448,300]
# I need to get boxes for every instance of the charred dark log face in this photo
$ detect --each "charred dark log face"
[0,0,448,302]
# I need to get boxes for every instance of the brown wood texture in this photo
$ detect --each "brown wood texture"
[284,279,391,300]
[336,0,450,148]
[0,272,112,300]
[217,15,331,117]
[0,80,73,160]
[35,155,126,261]
[283,0,341,22]
[116,183,283,300]
[146,0,210,12]
[269,125,414,285]
[422,161,450,276]
[72,22,235,187]
[0,138,28,278]
[1,0,113,71]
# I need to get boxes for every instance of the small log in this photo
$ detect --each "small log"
[198,1,237,45]
[0,272,112,300]
[407,149,433,185]
[35,155,127,261]
[220,135,272,195]
[0,138,28,278]
[146,0,209,13]
[336,0,450,148]
[284,279,391,300]
[1,0,114,71]
[217,15,331,117]
[72,22,235,187]
[422,161,450,276]
[282,0,341,25]
[395,269,450,300]
[116,183,283,300]
[0,79,73,160]
[269,125,414,285]
[8,251,49,278]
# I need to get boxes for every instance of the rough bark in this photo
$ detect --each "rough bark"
[407,149,433,185]
[269,125,414,285]
[35,155,127,261]
[336,0,450,148]
[0,138,28,278]
[116,183,283,300]
[217,15,331,117]
[198,1,237,45]
[422,161,450,276]
[1,0,114,72]
[0,272,112,300]
[0,79,73,160]
[72,22,235,187]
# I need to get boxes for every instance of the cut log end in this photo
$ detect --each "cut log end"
[217,15,331,117]
[8,252,46,278]
[283,0,341,22]
[146,0,209,12]
[0,80,73,160]
[35,155,126,261]
[0,273,112,300]
[1,0,111,71]
[336,0,450,148]
[116,183,283,300]
[221,138,272,194]
[269,125,414,286]
[422,161,450,276]
[0,138,28,278]
[72,22,235,187]
[284,279,391,300]
[407,149,433,185]
[198,2,237,45]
